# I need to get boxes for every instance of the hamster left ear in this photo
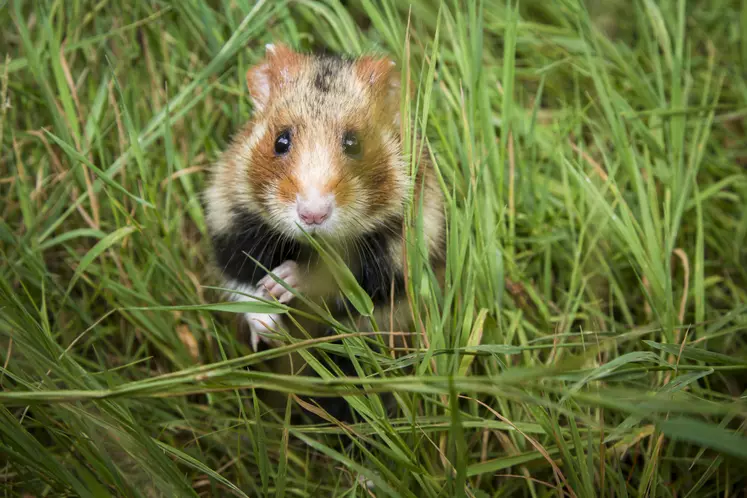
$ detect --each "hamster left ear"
[246,42,302,112]
[356,56,401,115]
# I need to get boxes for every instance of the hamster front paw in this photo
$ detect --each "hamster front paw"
[245,260,301,351]
[244,312,285,352]
[257,260,300,304]
[227,261,301,351]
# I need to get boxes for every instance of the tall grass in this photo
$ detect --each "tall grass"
[1,0,746,496]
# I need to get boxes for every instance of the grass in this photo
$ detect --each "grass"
[1,0,746,495]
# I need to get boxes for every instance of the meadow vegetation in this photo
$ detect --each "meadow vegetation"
[1,0,746,496]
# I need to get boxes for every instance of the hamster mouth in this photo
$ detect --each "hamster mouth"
[287,217,333,239]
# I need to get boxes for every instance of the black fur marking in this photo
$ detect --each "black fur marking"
[351,216,406,305]
[211,209,405,304]
[314,66,334,93]
[313,55,350,93]
[211,209,305,286]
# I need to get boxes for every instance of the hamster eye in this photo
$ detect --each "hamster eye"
[274,129,291,156]
[342,131,362,158]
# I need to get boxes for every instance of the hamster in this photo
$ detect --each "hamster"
[204,43,445,352]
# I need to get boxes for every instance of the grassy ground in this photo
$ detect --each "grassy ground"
[1,0,747,496]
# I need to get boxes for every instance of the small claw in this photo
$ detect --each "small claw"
[270,275,298,302]
[256,274,271,290]
[246,313,284,351]
[250,329,261,352]
[258,276,277,294]
[269,281,288,300]
[278,291,294,304]
[283,274,298,288]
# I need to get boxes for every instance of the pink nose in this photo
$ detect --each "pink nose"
[297,200,333,225]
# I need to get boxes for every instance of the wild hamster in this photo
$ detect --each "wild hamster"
[204,43,444,353]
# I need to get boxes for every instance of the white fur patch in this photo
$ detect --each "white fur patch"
[380,129,410,199]
[295,141,334,193]
[204,181,233,233]
[239,121,268,163]
[296,189,334,212]
[204,122,268,234]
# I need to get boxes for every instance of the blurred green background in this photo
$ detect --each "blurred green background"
[1,0,746,496]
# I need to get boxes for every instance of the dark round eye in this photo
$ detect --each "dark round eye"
[342,131,362,158]
[274,129,291,156]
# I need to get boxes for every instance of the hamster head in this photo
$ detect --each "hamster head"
[238,43,409,240]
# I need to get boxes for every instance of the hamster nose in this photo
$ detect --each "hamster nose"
[297,196,334,225]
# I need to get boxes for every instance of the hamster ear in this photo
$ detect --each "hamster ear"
[355,56,401,121]
[246,43,302,112]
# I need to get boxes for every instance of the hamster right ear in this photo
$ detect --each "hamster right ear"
[246,43,302,112]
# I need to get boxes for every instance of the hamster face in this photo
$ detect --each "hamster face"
[233,44,410,241]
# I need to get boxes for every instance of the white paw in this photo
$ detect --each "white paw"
[257,260,300,304]
[245,312,284,352]
[225,260,301,351]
